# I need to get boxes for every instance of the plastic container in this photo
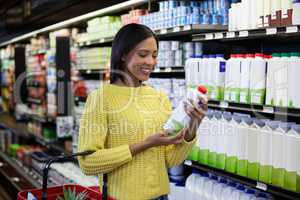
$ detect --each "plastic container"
[247,119,265,180]
[211,54,226,101]
[293,0,300,25]
[237,117,253,177]
[284,124,300,192]
[225,116,241,173]
[240,54,254,104]
[288,52,300,108]
[164,85,207,135]
[208,112,222,168]
[230,54,243,103]
[259,121,279,184]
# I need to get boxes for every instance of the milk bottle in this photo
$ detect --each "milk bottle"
[250,53,266,105]
[225,115,241,173]
[241,189,257,200]
[288,52,300,108]
[284,124,300,192]
[220,182,237,200]
[203,175,218,200]
[259,121,279,184]
[274,53,289,107]
[247,119,265,180]
[237,117,253,177]
[206,55,217,99]
[185,57,199,88]
[211,54,226,101]
[272,122,293,187]
[230,54,243,103]
[197,56,205,86]
[208,112,222,168]
[230,185,245,200]
[212,178,227,200]
[224,54,235,101]
[240,54,253,104]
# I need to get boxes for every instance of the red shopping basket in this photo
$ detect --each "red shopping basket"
[18,184,114,200]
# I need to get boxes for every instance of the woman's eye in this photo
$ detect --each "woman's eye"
[139,53,147,58]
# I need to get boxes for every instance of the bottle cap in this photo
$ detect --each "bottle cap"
[290,52,300,57]
[197,85,207,94]
[246,54,255,58]
[236,54,245,58]
[209,54,216,58]
[281,53,291,57]
[230,54,237,58]
[272,53,281,57]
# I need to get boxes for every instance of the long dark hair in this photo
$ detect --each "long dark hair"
[110,23,158,83]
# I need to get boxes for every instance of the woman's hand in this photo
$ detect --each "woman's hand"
[183,95,208,141]
[144,128,188,148]
[129,129,188,156]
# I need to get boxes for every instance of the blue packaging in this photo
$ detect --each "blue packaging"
[159,1,165,11]
[180,16,187,26]
[212,13,221,25]
[192,7,201,15]
[221,8,229,25]
[201,13,211,25]
[169,0,178,9]
[203,1,209,12]
[186,15,192,25]
[192,14,201,24]
[180,1,188,7]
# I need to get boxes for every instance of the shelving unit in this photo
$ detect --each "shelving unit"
[193,26,300,42]
[184,160,300,200]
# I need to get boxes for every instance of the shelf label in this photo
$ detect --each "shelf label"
[174,27,180,32]
[184,160,192,166]
[205,33,214,40]
[226,32,235,38]
[266,28,277,35]
[239,31,249,37]
[165,67,172,72]
[100,38,105,43]
[286,26,298,33]
[183,25,191,31]
[256,182,267,191]
[263,106,274,114]
[215,32,224,39]
[160,29,167,34]
[220,101,229,108]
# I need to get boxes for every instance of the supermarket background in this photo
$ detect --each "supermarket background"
[0,0,300,199]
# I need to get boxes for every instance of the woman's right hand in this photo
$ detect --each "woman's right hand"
[144,128,187,148]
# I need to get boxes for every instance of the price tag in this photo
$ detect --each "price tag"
[256,182,267,191]
[100,38,105,43]
[205,33,214,40]
[174,27,180,32]
[184,160,192,166]
[226,32,235,38]
[266,28,277,35]
[183,25,191,31]
[220,101,229,108]
[263,106,274,114]
[239,30,249,37]
[286,26,298,33]
[165,67,172,72]
[215,32,224,39]
[160,29,167,34]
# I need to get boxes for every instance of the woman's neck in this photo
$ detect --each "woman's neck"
[114,78,142,87]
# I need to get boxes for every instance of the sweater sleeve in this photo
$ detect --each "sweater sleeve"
[78,89,133,176]
[160,92,197,168]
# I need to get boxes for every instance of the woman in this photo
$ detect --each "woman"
[78,23,208,200]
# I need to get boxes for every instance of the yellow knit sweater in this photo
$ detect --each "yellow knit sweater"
[78,83,196,200]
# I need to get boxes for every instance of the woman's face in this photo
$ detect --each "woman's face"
[122,37,158,83]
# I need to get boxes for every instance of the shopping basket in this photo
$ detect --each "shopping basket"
[17,150,114,200]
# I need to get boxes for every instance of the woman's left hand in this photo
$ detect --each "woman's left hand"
[183,95,208,141]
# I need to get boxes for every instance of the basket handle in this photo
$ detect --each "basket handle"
[41,150,95,200]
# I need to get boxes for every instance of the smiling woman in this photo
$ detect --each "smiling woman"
[77,23,207,200]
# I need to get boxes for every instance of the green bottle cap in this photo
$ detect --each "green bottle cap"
[291,52,300,57]
[272,53,281,57]
[281,53,291,57]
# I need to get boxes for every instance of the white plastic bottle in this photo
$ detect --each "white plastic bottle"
[230,185,245,200]
[202,55,209,89]
[203,175,218,200]
[250,0,258,29]
[230,54,243,103]
[208,111,222,168]
[240,54,254,104]
[214,54,226,101]
[256,0,264,27]
[220,182,237,200]
[164,85,207,136]
[207,55,216,99]
[259,121,279,184]
[292,0,300,25]
[212,178,227,200]
[195,173,210,199]
[288,52,300,108]
[247,119,265,180]
[271,0,281,22]
[282,0,293,22]
[241,189,257,200]
[250,53,266,105]
[274,53,290,107]
[185,57,199,88]
[263,0,271,27]
[272,122,294,187]
[241,0,251,30]
[265,53,280,106]
[197,56,205,86]
[284,124,300,192]
[224,54,236,101]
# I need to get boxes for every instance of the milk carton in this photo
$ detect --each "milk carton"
[240,54,254,104]
[230,54,243,103]
[288,52,300,108]
[266,53,281,106]
[211,54,226,101]
[208,111,222,168]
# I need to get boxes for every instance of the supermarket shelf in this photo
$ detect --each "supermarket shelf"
[193,26,300,42]
[156,24,227,37]
[0,151,41,190]
[75,25,228,47]
[0,113,67,155]
[208,100,300,120]
[76,36,114,47]
[184,160,300,200]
